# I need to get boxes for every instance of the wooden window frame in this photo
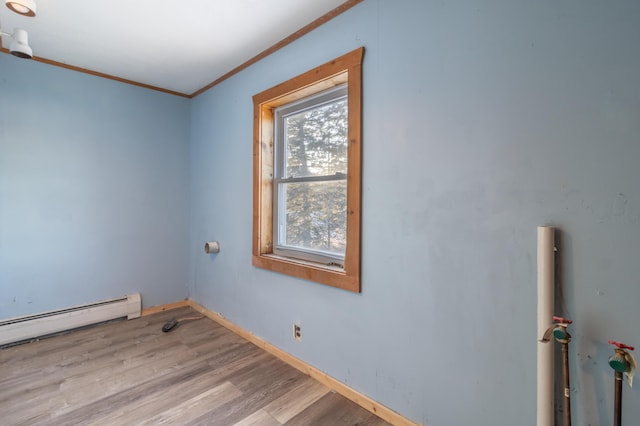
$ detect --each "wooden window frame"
[252,47,363,292]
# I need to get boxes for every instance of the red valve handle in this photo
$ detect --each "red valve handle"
[553,316,573,324]
[609,340,635,351]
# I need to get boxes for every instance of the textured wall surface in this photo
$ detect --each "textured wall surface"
[189,1,640,424]
[0,57,191,317]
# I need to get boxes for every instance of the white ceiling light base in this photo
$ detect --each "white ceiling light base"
[8,28,33,59]
[5,0,36,16]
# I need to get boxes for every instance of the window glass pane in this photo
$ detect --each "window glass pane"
[280,181,347,255]
[284,98,347,179]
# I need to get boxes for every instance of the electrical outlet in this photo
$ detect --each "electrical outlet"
[293,324,302,341]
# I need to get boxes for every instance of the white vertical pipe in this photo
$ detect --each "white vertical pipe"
[537,226,555,426]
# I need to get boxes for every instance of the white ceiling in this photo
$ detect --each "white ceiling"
[0,0,351,96]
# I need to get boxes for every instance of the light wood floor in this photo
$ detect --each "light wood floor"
[0,307,390,425]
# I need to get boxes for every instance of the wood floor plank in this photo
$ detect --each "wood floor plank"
[0,307,390,426]
[139,381,243,425]
[0,338,180,411]
[82,371,242,425]
[184,358,308,426]
[50,342,265,424]
[3,340,196,419]
[55,322,244,405]
[233,408,282,426]
[263,376,331,423]
[285,391,390,426]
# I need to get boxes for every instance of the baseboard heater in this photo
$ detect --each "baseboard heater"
[0,293,141,347]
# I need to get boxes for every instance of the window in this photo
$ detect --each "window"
[252,47,363,292]
[273,85,348,265]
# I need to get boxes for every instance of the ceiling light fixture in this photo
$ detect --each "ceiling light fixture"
[5,0,36,17]
[1,28,33,59]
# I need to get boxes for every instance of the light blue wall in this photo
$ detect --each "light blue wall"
[2,0,639,424]
[0,56,191,318]
[190,1,640,425]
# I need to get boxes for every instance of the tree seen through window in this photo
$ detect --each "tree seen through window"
[280,97,348,256]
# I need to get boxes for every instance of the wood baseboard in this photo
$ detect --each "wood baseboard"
[188,299,420,426]
[140,300,190,316]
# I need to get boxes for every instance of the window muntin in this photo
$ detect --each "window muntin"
[274,86,348,265]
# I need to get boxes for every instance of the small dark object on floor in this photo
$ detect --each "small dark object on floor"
[161,314,205,333]
[162,318,179,332]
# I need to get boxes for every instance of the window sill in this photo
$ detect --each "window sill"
[252,253,359,292]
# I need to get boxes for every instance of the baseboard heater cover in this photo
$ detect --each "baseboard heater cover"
[0,293,141,346]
